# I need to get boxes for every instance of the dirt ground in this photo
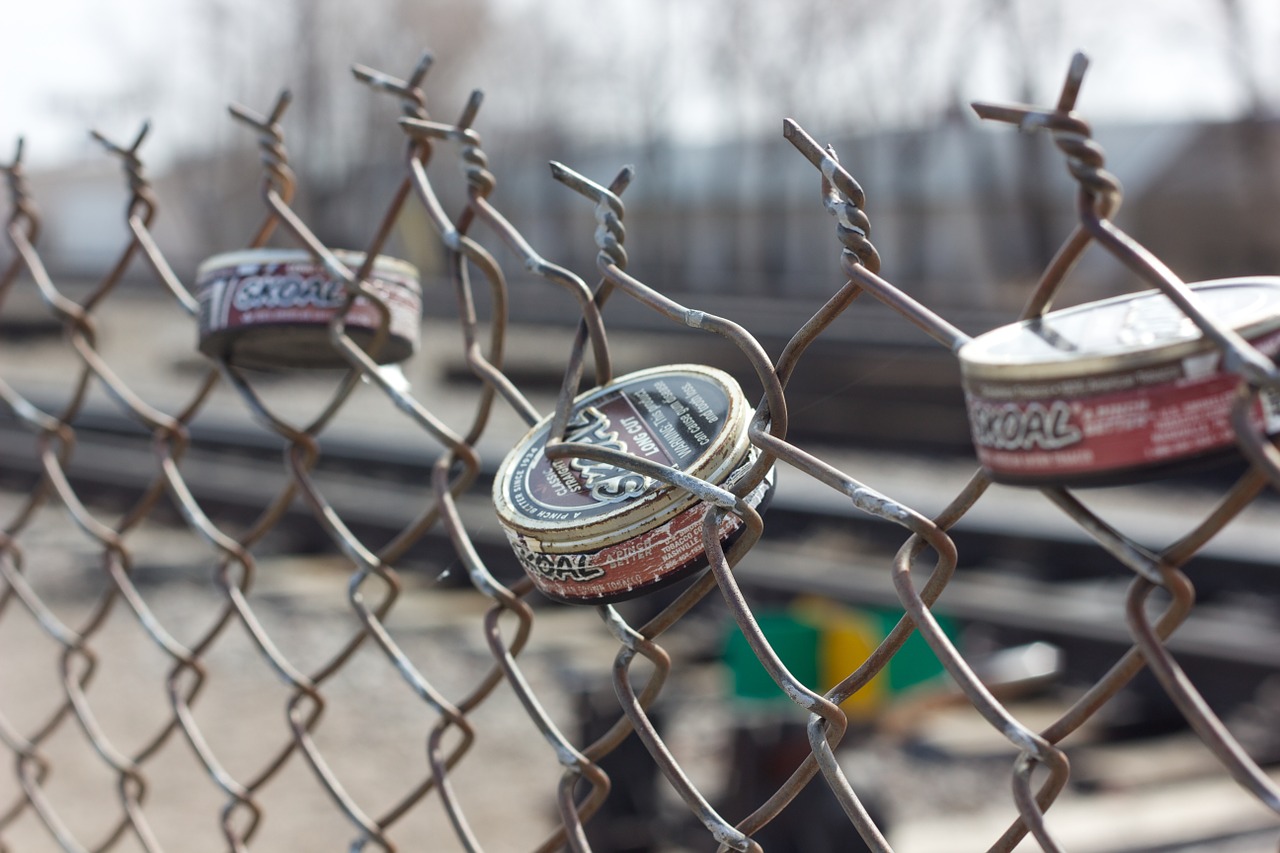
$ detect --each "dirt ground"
[3,292,1280,851]
[0,488,609,851]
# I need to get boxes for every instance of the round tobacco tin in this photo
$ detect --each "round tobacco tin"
[195,248,422,369]
[493,364,775,604]
[958,277,1280,486]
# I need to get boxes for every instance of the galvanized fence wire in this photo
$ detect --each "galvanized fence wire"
[0,48,1276,852]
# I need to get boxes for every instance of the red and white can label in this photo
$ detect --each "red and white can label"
[506,470,772,604]
[504,371,732,524]
[965,329,1280,481]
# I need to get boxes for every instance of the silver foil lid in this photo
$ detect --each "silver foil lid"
[959,278,1280,381]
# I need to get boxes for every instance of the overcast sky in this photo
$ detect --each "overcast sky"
[3,0,1279,169]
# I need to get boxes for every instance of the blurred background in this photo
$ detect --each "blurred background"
[5,0,1280,298]
[8,0,1280,447]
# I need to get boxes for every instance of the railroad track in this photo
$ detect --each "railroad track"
[3,403,1278,702]
[4,404,1280,851]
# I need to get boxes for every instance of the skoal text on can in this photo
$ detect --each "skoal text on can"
[195,248,421,369]
[958,278,1280,486]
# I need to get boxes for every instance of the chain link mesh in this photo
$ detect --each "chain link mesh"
[1,50,1278,852]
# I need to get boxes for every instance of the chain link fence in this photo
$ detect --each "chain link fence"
[2,50,1279,852]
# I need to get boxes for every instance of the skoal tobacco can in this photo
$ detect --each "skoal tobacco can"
[195,248,421,369]
[493,364,775,604]
[959,277,1280,486]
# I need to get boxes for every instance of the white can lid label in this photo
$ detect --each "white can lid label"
[505,370,731,523]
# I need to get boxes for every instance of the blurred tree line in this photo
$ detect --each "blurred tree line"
[18,0,1280,331]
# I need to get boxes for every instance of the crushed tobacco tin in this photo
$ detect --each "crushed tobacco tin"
[493,364,775,604]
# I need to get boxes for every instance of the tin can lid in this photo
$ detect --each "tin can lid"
[959,278,1280,382]
[195,248,421,291]
[493,364,753,548]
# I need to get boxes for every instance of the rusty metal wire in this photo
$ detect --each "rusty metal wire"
[1,47,1278,853]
